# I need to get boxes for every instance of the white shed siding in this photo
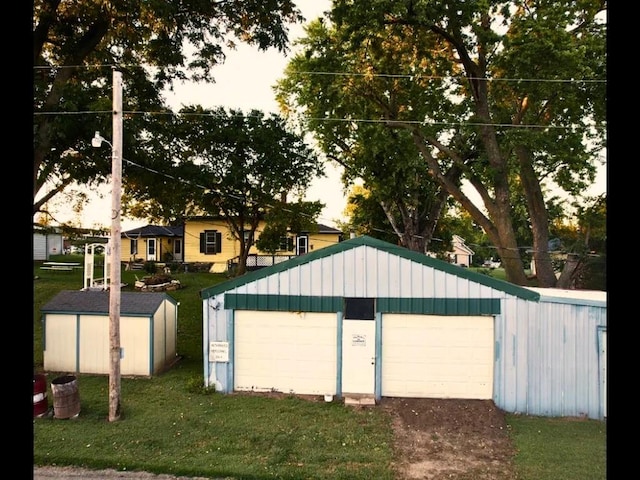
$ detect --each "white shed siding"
[78,315,109,373]
[43,314,78,372]
[494,296,606,419]
[33,232,64,260]
[34,234,48,261]
[120,316,152,376]
[43,292,178,377]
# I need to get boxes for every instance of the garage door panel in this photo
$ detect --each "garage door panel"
[234,311,337,395]
[382,314,494,399]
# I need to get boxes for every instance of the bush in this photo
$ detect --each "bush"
[144,261,157,274]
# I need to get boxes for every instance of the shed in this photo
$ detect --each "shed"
[200,235,606,420]
[33,228,64,261]
[41,290,179,376]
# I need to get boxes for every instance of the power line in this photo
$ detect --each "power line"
[33,63,607,84]
[33,109,606,132]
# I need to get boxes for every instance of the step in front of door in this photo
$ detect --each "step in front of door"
[343,393,376,406]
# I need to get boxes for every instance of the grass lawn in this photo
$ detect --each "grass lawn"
[33,256,605,479]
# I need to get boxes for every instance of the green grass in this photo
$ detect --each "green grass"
[34,256,605,479]
[507,415,607,480]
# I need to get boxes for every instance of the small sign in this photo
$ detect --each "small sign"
[209,341,229,362]
[352,334,366,346]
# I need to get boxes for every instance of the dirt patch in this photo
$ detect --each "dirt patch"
[379,397,517,480]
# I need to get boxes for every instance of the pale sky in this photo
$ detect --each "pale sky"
[46,0,606,231]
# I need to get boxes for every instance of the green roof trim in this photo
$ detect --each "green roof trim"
[224,294,501,315]
[200,235,540,302]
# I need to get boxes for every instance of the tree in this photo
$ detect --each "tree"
[276,1,606,287]
[33,0,304,219]
[554,193,606,289]
[146,106,325,275]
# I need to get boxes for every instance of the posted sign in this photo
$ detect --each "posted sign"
[209,341,229,362]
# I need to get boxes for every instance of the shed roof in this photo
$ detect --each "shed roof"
[41,290,177,315]
[200,235,540,301]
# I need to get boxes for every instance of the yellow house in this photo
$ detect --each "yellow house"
[120,225,184,264]
[183,216,343,273]
[121,218,343,273]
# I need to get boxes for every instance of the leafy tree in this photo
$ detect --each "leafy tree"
[276,1,606,287]
[140,106,325,275]
[554,193,606,289]
[33,0,304,220]
[255,200,324,254]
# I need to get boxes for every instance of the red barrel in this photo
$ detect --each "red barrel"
[33,374,49,417]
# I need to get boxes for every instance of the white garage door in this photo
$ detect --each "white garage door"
[382,314,494,399]
[234,311,337,395]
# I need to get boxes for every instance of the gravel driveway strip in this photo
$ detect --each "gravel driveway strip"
[33,466,220,480]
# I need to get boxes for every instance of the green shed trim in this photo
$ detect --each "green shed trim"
[201,236,540,302]
[223,294,501,315]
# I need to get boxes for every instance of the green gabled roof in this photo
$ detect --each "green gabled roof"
[199,235,540,301]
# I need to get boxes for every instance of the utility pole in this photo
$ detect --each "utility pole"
[109,68,123,422]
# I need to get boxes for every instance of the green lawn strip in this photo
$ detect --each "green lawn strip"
[506,414,606,480]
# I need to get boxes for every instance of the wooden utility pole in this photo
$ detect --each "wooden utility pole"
[109,68,123,422]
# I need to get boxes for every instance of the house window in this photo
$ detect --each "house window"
[199,230,222,254]
[278,236,294,252]
[243,230,253,246]
[130,239,138,255]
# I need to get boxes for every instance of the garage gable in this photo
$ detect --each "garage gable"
[200,235,539,303]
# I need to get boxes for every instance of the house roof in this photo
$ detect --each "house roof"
[41,290,177,315]
[183,216,341,234]
[121,225,183,238]
[308,223,342,234]
[200,235,540,301]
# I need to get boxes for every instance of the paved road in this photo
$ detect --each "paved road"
[33,466,217,479]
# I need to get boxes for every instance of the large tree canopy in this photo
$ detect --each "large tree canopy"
[33,0,304,221]
[129,106,325,275]
[276,0,606,287]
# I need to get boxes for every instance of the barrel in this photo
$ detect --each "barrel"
[51,375,80,419]
[33,374,49,417]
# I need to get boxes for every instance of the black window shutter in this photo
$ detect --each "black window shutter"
[287,237,294,251]
[216,231,222,253]
[199,233,205,253]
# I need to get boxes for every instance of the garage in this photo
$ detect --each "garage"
[381,314,494,399]
[200,235,607,420]
[234,311,337,394]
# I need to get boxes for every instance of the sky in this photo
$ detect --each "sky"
[47,0,606,231]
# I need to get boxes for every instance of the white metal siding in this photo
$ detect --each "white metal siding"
[34,234,47,261]
[234,311,337,395]
[43,301,176,376]
[493,296,607,420]
[78,315,109,374]
[202,239,606,420]
[43,314,77,372]
[234,245,502,301]
[381,314,494,399]
[120,316,152,376]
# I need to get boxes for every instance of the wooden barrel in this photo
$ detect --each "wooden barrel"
[51,375,80,419]
[33,374,49,417]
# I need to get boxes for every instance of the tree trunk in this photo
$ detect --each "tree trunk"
[514,147,558,287]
